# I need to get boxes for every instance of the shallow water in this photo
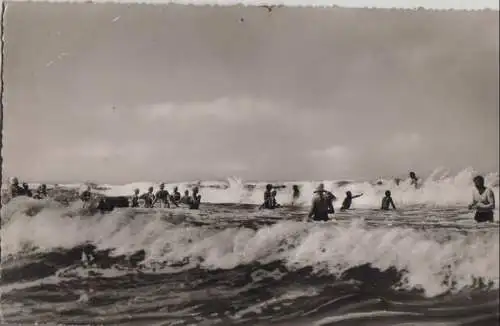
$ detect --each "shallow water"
[1,198,499,326]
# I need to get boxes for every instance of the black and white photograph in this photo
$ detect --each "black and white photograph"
[1,2,499,325]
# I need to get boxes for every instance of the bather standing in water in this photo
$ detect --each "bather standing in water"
[340,191,364,211]
[141,187,155,208]
[80,186,93,209]
[154,183,171,208]
[171,186,181,205]
[33,184,48,199]
[130,188,140,207]
[291,185,300,206]
[188,187,202,210]
[9,177,24,200]
[308,183,335,221]
[180,190,190,204]
[468,175,495,223]
[409,172,420,189]
[260,184,274,209]
[381,190,396,210]
[271,190,281,208]
[22,183,33,197]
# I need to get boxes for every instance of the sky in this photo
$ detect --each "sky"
[2,3,499,184]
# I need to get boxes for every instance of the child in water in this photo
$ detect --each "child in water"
[381,190,396,210]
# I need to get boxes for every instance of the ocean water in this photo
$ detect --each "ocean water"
[1,168,499,325]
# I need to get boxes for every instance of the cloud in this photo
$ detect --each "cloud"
[311,145,353,160]
[385,132,423,151]
[143,97,284,124]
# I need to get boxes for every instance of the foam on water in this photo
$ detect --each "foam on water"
[2,198,498,298]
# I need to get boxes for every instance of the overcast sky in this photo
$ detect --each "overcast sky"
[3,3,499,183]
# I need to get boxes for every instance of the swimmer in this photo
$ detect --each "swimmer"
[409,172,420,189]
[381,190,396,210]
[140,187,155,208]
[340,191,364,211]
[189,187,201,210]
[271,190,281,208]
[8,177,24,200]
[33,184,48,199]
[468,175,495,223]
[80,185,92,208]
[308,183,335,221]
[22,183,33,197]
[180,190,190,204]
[260,184,274,209]
[292,185,300,206]
[153,183,170,208]
[171,186,181,205]
[130,188,140,208]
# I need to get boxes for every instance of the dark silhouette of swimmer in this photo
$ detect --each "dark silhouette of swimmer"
[409,172,419,189]
[33,184,48,199]
[271,190,281,208]
[130,188,140,208]
[340,191,364,211]
[180,190,190,204]
[22,183,33,197]
[188,187,201,210]
[140,187,155,208]
[468,175,495,223]
[292,185,300,206]
[154,183,171,208]
[80,186,92,208]
[260,184,274,209]
[171,186,181,205]
[381,190,396,210]
[308,183,335,221]
[8,177,24,200]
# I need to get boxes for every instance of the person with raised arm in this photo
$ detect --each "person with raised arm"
[340,191,364,211]
[308,183,335,221]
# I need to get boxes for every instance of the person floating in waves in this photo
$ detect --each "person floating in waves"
[180,190,191,204]
[340,191,364,211]
[271,190,281,208]
[308,183,335,221]
[171,186,181,205]
[8,177,24,200]
[381,190,396,210]
[140,187,155,208]
[291,185,300,206]
[188,187,202,210]
[409,171,420,189]
[33,184,48,199]
[80,185,93,209]
[130,188,140,208]
[468,175,495,223]
[22,183,33,197]
[260,184,274,209]
[153,183,171,208]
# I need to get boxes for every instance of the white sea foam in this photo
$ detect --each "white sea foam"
[2,199,498,298]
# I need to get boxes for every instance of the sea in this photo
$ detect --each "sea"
[1,168,499,326]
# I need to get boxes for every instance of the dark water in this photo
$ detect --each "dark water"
[1,199,499,325]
